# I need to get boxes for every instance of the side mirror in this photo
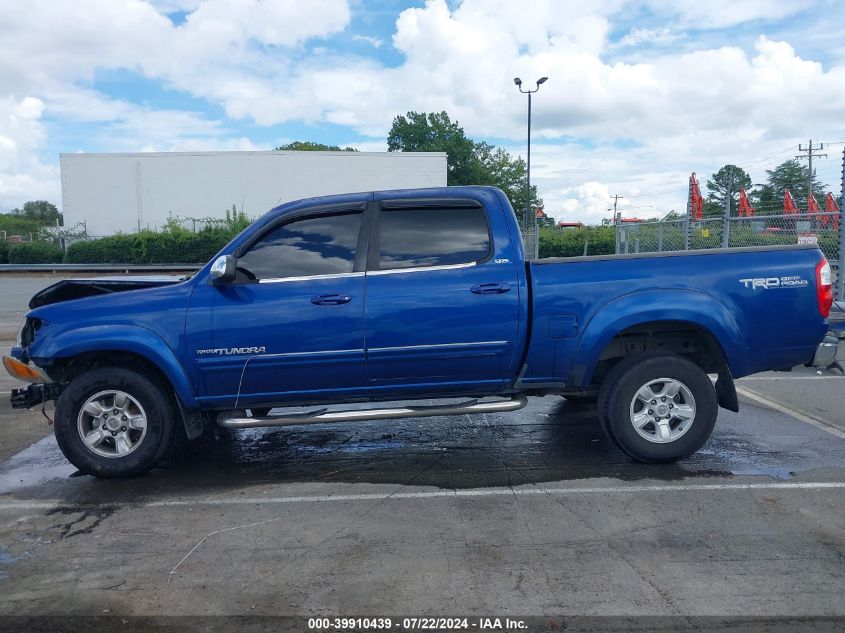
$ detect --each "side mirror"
[209,255,236,285]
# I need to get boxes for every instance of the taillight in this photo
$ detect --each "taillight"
[816,259,833,318]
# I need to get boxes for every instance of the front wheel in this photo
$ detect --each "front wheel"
[598,353,717,463]
[54,367,177,477]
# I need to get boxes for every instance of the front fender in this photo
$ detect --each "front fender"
[30,324,197,408]
[569,289,747,388]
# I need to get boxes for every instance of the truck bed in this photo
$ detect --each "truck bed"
[523,244,827,388]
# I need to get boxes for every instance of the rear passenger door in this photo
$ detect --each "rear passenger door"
[364,195,521,398]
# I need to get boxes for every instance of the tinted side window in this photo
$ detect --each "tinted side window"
[378,206,490,270]
[239,211,361,279]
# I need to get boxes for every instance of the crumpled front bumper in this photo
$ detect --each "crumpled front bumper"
[4,353,60,409]
[10,383,61,409]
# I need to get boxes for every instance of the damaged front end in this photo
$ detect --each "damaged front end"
[6,275,187,410]
[2,355,60,409]
[28,275,184,309]
[10,383,62,409]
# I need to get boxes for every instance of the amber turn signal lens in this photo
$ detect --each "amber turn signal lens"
[2,356,47,383]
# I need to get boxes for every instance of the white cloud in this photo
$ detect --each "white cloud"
[147,0,203,12]
[139,136,261,152]
[558,181,615,223]
[176,0,350,49]
[643,0,815,29]
[0,0,351,208]
[221,0,841,152]
[0,0,843,221]
[0,97,59,209]
[618,27,681,47]
[352,35,383,48]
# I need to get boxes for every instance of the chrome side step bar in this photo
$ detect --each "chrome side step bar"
[217,395,528,429]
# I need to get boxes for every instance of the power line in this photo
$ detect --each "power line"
[742,144,799,168]
[622,186,688,199]
[623,144,799,200]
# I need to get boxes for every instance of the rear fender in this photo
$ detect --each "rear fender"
[569,289,746,388]
[31,324,197,409]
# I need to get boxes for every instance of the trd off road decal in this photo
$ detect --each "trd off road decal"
[739,276,809,290]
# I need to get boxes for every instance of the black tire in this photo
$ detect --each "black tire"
[54,367,177,478]
[597,353,717,463]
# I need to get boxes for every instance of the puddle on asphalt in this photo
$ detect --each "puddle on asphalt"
[0,435,76,493]
[0,548,26,580]
[728,466,796,480]
[0,398,841,500]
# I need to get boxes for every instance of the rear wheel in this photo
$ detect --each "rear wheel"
[598,353,717,463]
[54,367,176,477]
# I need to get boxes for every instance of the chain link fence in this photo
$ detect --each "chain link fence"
[522,225,538,260]
[611,211,842,298]
[537,146,845,299]
[536,210,842,299]
[614,218,688,254]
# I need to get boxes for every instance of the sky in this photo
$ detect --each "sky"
[1,0,844,224]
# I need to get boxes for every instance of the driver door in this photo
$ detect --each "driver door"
[186,199,370,408]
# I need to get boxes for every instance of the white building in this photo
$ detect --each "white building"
[59,150,448,236]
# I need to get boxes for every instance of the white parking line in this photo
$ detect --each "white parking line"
[1,481,844,511]
[736,386,845,440]
[740,376,843,380]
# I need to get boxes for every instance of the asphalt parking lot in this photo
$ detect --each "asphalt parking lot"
[0,275,843,619]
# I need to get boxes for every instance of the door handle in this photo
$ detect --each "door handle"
[471,283,511,295]
[311,294,352,305]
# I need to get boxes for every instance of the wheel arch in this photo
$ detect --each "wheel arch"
[33,324,198,410]
[569,289,746,391]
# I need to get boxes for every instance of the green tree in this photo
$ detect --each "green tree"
[12,200,62,226]
[387,111,542,227]
[705,165,752,217]
[472,141,540,220]
[756,159,828,214]
[275,141,357,152]
[536,212,556,229]
[388,111,480,186]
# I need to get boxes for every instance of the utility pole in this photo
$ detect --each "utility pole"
[796,140,827,207]
[839,146,845,301]
[685,175,692,250]
[612,194,624,254]
[612,194,623,215]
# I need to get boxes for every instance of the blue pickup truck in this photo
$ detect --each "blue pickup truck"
[4,186,836,477]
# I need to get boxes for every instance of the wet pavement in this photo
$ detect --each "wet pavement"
[1,275,844,617]
[2,395,844,501]
[0,395,844,616]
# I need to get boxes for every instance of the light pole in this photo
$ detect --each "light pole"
[514,76,547,259]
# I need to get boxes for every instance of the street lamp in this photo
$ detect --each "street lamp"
[514,76,548,259]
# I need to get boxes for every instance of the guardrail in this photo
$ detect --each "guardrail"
[0,264,199,273]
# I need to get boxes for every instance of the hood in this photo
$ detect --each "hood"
[29,275,186,309]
